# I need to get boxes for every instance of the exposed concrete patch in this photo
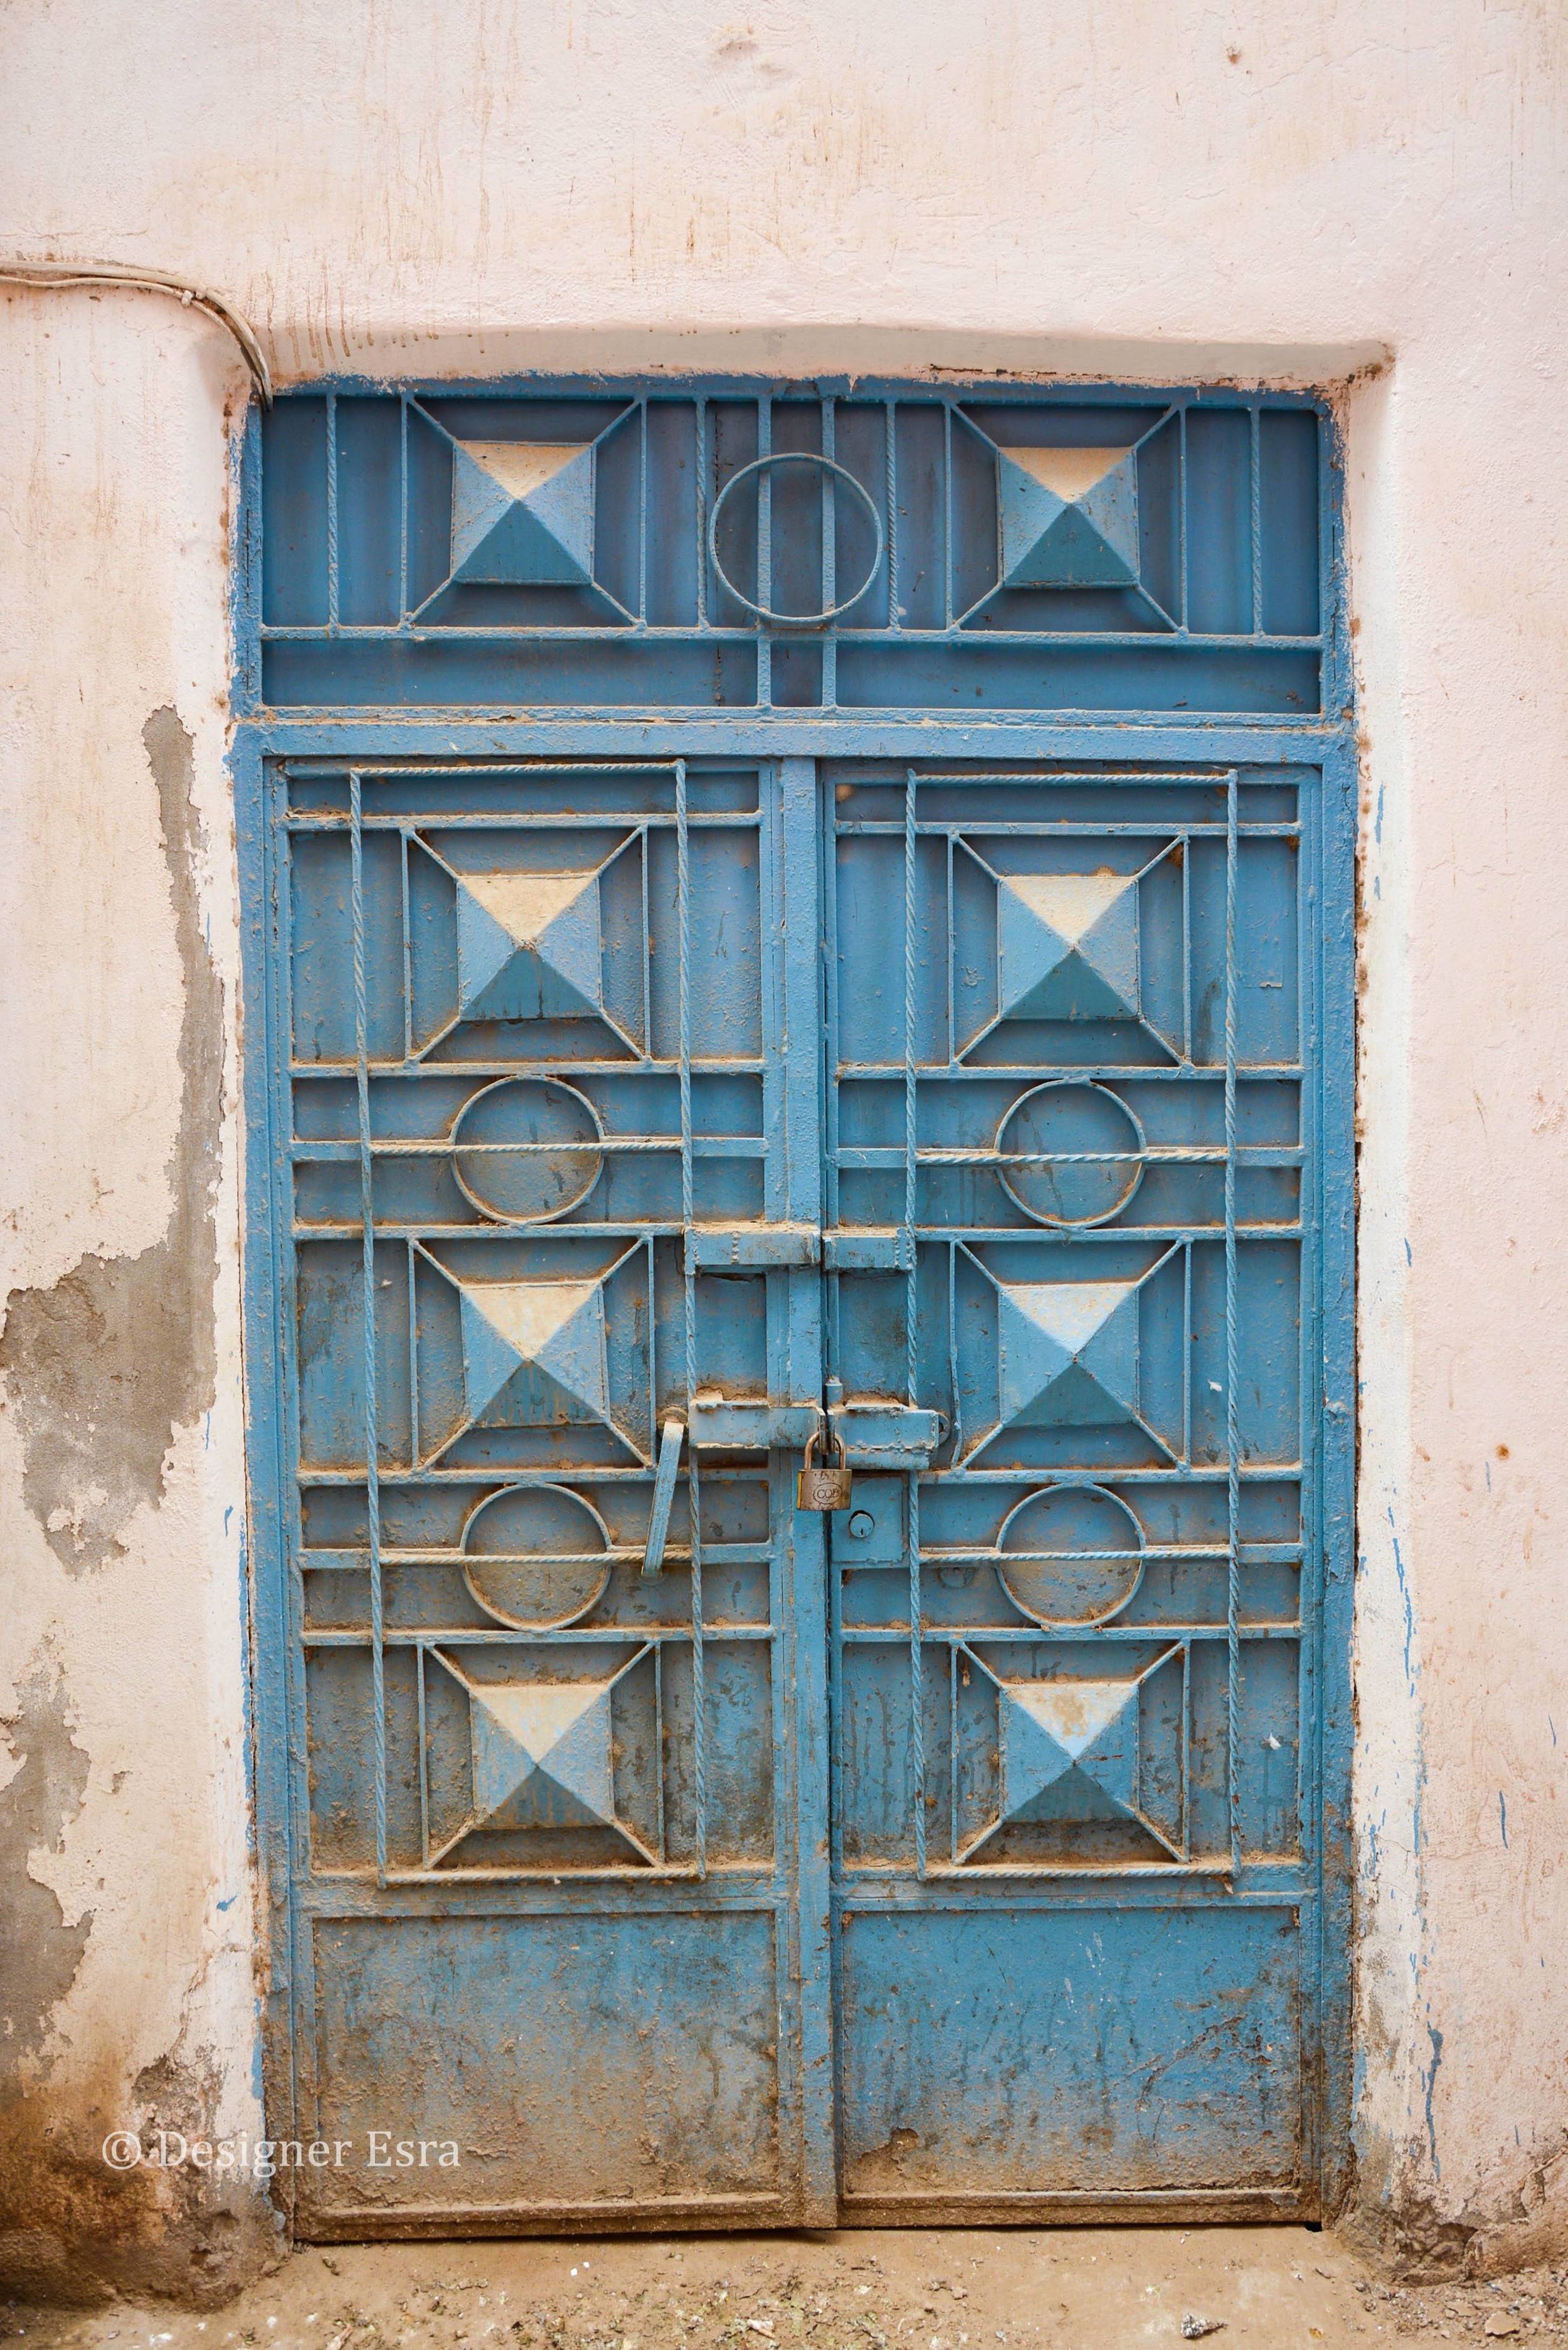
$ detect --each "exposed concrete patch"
[0,709,223,1573]
[0,1662,92,2088]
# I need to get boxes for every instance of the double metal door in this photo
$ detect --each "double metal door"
[252,742,1344,2232]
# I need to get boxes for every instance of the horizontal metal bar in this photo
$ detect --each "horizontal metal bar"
[320,1861,768,1885]
[834,1868,1310,1908]
[300,1464,761,1485]
[295,1219,773,1240]
[830,1402,946,1466]
[689,1395,822,1448]
[837,819,1301,837]
[291,1135,767,1162]
[297,1459,1302,1486]
[281,755,696,773]
[290,1058,765,1078]
[285,809,760,831]
[837,1621,1302,1641]
[911,1857,1233,1879]
[823,1226,915,1271]
[928,1462,1303,1483]
[303,2190,791,2240]
[804,1221,1305,1244]
[686,1221,820,1269]
[299,1541,771,1571]
[260,622,1324,649]
[300,1624,773,1646]
[837,1144,1301,1167]
[918,1542,1302,1565]
[252,718,1350,758]
[834,1061,1304,1082]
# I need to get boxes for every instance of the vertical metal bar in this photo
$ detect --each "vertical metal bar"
[823,775,841,1234]
[1178,401,1189,632]
[949,1643,959,1866]
[884,398,899,632]
[397,394,409,626]
[326,390,339,634]
[904,766,924,1875]
[1224,767,1241,1874]
[947,1240,961,1464]
[638,396,649,625]
[675,755,706,1876]
[645,1233,657,1465]
[398,825,413,1063]
[1181,1641,1193,1864]
[820,395,837,708]
[1249,404,1263,635]
[349,770,386,1886]
[638,822,652,1055]
[756,395,773,708]
[654,1640,666,1863]
[904,768,919,1270]
[774,755,834,2220]
[406,1239,419,1467]
[695,399,709,630]
[1181,829,1193,1061]
[416,1642,429,1869]
[822,763,843,1433]
[945,831,955,1061]
[1182,1238,1192,1467]
[943,401,954,632]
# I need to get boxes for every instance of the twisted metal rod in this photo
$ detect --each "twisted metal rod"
[1224,769,1241,1875]
[350,770,386,1886]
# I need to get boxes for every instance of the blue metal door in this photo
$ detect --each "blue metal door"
[241,381,1352,2233]
[824,757,1335,2217]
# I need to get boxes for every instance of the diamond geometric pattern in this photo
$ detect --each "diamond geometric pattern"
[999,1677,1137,1821]
[458,1277,610,1428]
[997,445,1140,590]
[455,868,604,1024]
[450,439,596,587]
[997,1277,1140,1428]
[996,871,1140,1023]
[469,1677,617,1830]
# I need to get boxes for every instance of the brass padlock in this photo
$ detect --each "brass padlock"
[796,1427,852,1512]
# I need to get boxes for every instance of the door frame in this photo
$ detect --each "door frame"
[235,386,1357,2229]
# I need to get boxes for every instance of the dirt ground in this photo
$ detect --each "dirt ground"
[10,2228,1568,2350]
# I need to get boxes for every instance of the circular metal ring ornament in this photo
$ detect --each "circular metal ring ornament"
[997,1482,1146,1628]
[708,452,884,627]
[996,1079,1147,1230]
[451,1075,604,1226]
[460,1482,612,1630]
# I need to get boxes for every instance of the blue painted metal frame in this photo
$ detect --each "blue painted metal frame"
[235,375,1355,2231]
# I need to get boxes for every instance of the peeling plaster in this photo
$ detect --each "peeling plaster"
[0,1664,92,2087]
[0,711,224,1574]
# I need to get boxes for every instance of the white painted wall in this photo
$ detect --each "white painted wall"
[0,0,1564,2287]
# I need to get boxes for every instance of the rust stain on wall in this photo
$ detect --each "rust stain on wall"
[0,708,224,1573]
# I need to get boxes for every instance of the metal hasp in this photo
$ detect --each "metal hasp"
[240,376,1353,2236]
[641,1415,685,1576]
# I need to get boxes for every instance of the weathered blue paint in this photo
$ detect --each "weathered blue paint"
[235,378,1354,2235]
